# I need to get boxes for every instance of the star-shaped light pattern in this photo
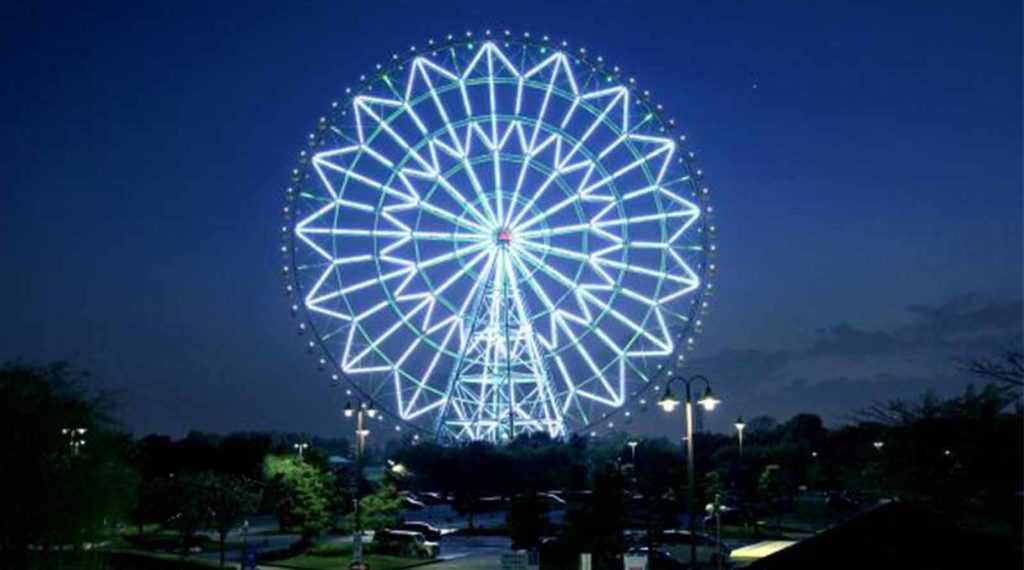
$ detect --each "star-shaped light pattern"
[288,35,713,441]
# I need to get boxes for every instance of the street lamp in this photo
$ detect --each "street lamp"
[61,427,87,456]
[658,375,721,570]
[627,440,639,465]
[292,442,309,459]
[734,416,746,460]
[343,400,376,564]
[388,460,407,476]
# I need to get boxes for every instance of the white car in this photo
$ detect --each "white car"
[655,530,731,567]
[374,529,440,558]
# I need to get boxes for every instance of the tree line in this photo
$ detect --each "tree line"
[0,350,1019,569]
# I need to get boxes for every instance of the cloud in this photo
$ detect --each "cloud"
[692,348,794,380]
[902,294,1023,350]
[811,324,904,356]
[810,294,1021,358]
[695,293,1022,427]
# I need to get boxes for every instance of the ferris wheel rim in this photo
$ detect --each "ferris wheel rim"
[284,31,717,439]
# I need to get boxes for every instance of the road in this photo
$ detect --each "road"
[435,535,512,570]
[191,509,521,567]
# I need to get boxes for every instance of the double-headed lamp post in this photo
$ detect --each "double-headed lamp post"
[292,442,309,459]
[344,400,376,564]
[658,375,721,570]
[734,416,746,460]
[61,427,87,456]
[627,440,639,465]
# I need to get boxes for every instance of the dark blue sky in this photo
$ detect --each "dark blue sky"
[2,1,1021,438]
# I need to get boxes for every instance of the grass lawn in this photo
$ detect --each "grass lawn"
[120,523,165,537]
[269,554,431,570]
[718,525,807,541]
[103,549,225,568]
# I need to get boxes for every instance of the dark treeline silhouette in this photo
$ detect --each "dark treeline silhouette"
[0,353,1020,569]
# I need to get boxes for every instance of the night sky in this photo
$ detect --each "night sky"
[2,1,1021,439]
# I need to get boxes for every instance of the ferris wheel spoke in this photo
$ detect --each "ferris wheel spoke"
[311,157,418,205]
[514,246,669,354]
[578,140,674,195]
[458,152,499,225]
[407,58,466,156]
[513,239,590,265]
[415,239,492,272]
[528,55,576,148]
[505,131,554,227]
[429,175,493,231]
[557,87,628,169]
[483,47,506,224]
[502,252,568,428]
[354,97,437,175]
[511,159,603,233]
[509,249,619,402]
[516,223,590,240]
[430,245,493,297]
[514,192,585,233]
[298,227,484,243]
[395,197,490,236]
[512,246,597,323]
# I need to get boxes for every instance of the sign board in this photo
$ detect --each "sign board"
[501,550,539,570]
[623,554,648,570]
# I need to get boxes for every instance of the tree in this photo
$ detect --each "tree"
[852,382,1022,528]
[562,464,626,570]
[165,473,213,555]
[216,434,272,481]
[704,471,726,503]
[207,474,260,567]
[449,442,501,529]
[360,479,404,531]
[758,465,786,531]
[633,438,684,539]
[129,475,178,534]
[962,348,1023,387]
[779,414,825,450]
[744,415,779,436]
[264,455,335,539]
[0,363,137,563]
[507,494,551,549]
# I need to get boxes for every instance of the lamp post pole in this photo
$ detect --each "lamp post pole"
[659,375,720,570]
[684,382,697,570]
[355,410,364,563]
[734,416,746,460]
[345,401,375,565]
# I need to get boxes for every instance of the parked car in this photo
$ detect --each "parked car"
[418,491,447,505]
[396,521,447,541]
[652,530,730,567]
[626,547,688,570]
[403,496,427,511]
[538,536,575,569]
[826,492,858,512]
[702,504,754,527]
[374,529,439,558]
[536,492,567,508]
[477,495,507,512]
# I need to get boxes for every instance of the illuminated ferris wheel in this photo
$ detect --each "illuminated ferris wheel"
[285,31,715,441]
